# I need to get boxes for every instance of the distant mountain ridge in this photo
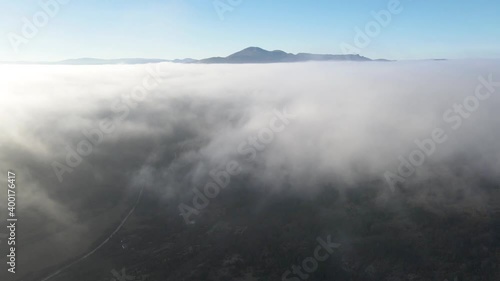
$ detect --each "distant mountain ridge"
[56,58,170,65]
[1,47,379,65]
[198,47,371,64]
[0,58,173,65]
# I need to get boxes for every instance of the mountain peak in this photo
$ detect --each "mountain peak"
[242,46,267,52]
[4,47,376,65]
[228,47,275,58]
[200,47,372,64]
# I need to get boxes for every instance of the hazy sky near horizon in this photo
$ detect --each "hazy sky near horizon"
[0,0,499,61]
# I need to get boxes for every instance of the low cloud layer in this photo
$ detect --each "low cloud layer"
[1,60,499,278]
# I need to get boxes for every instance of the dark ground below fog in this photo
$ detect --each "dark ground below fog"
[26,183,500,281]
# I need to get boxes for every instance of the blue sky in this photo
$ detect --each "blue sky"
[1,0,499,61]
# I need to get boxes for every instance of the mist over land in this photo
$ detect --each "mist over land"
[1,60,500,280]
